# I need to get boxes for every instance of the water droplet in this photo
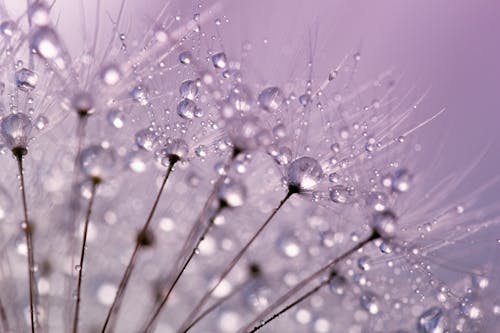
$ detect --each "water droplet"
[29,3,50,26]
[79,145,116,180]
[417,307,442,333]
[179,51,193,64]
[106,109,124,129]
[371,210,397,239]
[179,80,199,100]
[162,138,189,160]
[34,115,48,130]
[1,113,32,149]
[135,129,157,151]
[97,283,117,306]
[274,146,292,165]
[286,157,323,190]
[277,234,301,258]
[357,256,371,271]
[329,185,350,204]
[126,150,148,173]
[131,85,149,106]
[329,275,347,295]
[0,21,16,37]
[228,84,252,112]
[15,68,38,92]
[100,64,121,86]
[218,179,247,207]
[31,27,64,66]
[366,192,388,212]
[177,99,197,119]
[211,52,227,69]
[258,86,284,111]
[360,292,379,315]
[227,116,261,151]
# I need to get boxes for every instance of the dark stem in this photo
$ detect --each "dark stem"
[249,280,329,333]
[142,201,226,332]
[14,150,38,333]
[176,190,295,333]
[72,179,99,333]
[239,231,380,333]
[0,296,10,333]
[100,157,178,333]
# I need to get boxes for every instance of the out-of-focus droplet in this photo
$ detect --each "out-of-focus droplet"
[107,109,124,129]
[417,307,443,333]
[218,179,247,207]
[79,145,116,180]
[211,52,227,69]
[135,129,157,151]
[100,64,121,86]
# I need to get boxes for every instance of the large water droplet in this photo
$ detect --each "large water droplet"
[79,145,116,180]
[179,80,199,100]
[286,156,323,190]
[15,68,38,92]
[258,87,284,111]
[177,99,197,119]
[417,307,443,333]
[360,292,379,315]
[0,113,32,149]
[100,64,121,86]
[31,27,64,66]
[218,179,247,208]
[371,210,397,239]
[211,52,227,69]
[135,129,157,151]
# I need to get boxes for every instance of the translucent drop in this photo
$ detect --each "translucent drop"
[177,99,197,119]
[417,307,443,333]
[0,21,16,37]
[218,179,247,207]
[227,115,261,151]
[15,68,38,92]
[100,64,121,86]
[360,292,379,315]
[135,129,157,151]
[286,156,323,190]
[126,150,148,173]
[179,51,193,64]
[34,115,48,130]
[163,138,189,160]
[258,86,284,111]
[211,52,227,69]
[329,275,347,295]
[277,234,301,258]
[366,191,388,212]
[357,256,371,271]
[106,109,124,129]
[391,169,412,193]
[79,145,116,180]
[131,85,149,106]
[274,146,292,165]
[329,185,350,204]
[29,3,50,26]
[179,80,199,100]
[31,27,63,64]
[0,113,32,149]
[97,283,117,306]
[371,210,397,239]
[228,84,252,112]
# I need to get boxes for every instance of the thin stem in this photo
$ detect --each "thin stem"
[249,280,329,333]
[174,190,295,333]
[142,202,226,332]
[72,179,99,333]
[239,231,380,333]
[100,158,177,333]
[0,296,10,333]
[15,151,38,333]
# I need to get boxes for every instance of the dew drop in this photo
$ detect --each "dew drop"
[106,109,124,129]
[135,129,157,151]
[100,64,121,86]
[211,52,227,69]
[218,179,247,207]
[79,145,116,180]
[286,156,323,190]
[15,68,38,92]
[0,113,32,149]
[360,292,379,315]
[417,307,442,333]
[258,86,284,111]
[179,80,199,100]
[177,99,197,119]
[179,51,193,64]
